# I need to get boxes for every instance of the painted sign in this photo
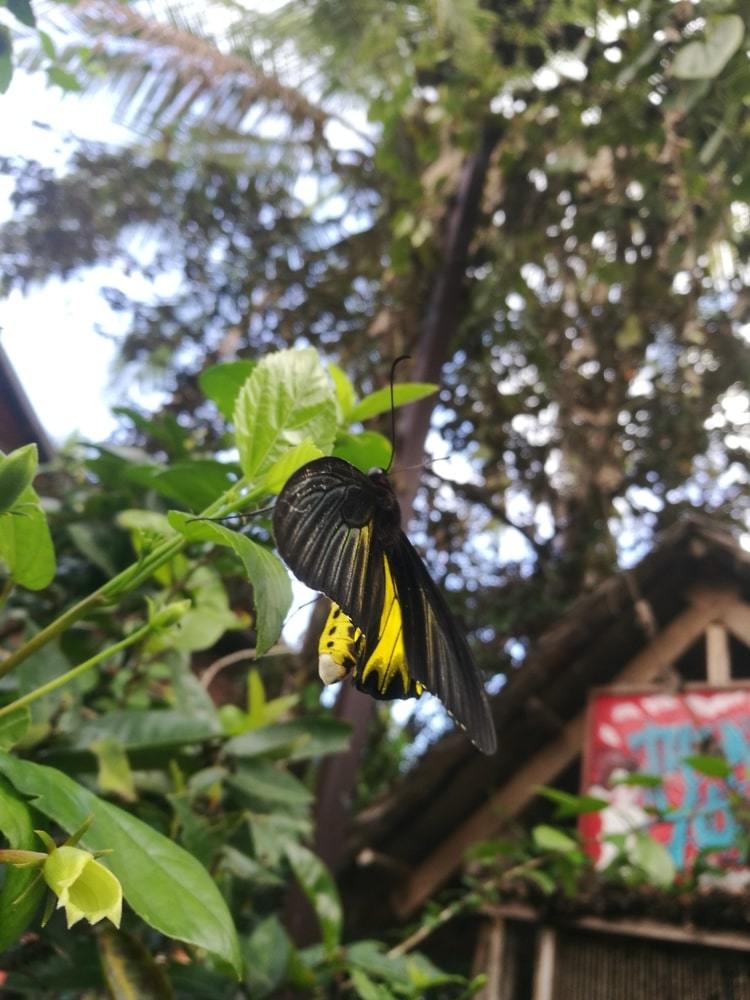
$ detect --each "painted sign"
[579,687,750,873]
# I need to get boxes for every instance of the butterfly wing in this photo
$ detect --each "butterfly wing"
[272,457,385,638]
[388,534,497,755]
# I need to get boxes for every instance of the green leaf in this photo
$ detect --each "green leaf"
[127,460,239,511]
[328,362,357,423]
[285,840,342,955]
[684,753,733,778]
[614,772,663,789]
[264,441,324,494]
[536,787,608,817]
[6,0,36,27]
[631,831,675,888]
[349,383,438,423]
[67,522,120,577]
[90,738,137,802]
[672,15,744,80]
[243,916,291,998]
[98,925,175,1000]
[0,774,44,950]
[0,707,30,750]
[525,869,557,895]
[0,754,241,975]
[69,709,220,753]
[350,968,394,1000]
[226,718,352,761]
[0,36,11,95]
[46,65,81,91]
[199,360,256,420]
[333,431,392,473]
[234,348,336,480]
[148,565,243,653]
[0,444,37,513]
[168,512,292,655]
[229,760,313,813]
[0,483,55,590]
[532,824,578,853]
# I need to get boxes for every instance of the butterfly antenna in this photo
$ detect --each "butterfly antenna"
[387,354,411,472]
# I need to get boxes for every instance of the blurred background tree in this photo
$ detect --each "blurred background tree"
[2,0,749,703]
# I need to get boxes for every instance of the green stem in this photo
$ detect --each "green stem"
[0,620,154,719]
[0,484,257,680]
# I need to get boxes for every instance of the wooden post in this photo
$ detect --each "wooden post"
[532,928,556,1000]
[705,623,731,684]
[473,915,507,1000]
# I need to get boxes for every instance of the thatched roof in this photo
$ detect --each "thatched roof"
[342,517,750,928]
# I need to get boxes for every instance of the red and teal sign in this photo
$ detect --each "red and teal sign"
[580,687,750,871]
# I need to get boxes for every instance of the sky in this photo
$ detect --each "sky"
[0,69,136,443]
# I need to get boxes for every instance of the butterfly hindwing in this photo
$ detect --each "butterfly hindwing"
[388,535,497,755]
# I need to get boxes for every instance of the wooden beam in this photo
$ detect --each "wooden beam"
[720,599,750,648]
[705,623,731,684]
[392,594,733,919]
[489,901,750,953]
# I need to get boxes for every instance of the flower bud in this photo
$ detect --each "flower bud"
[43,845,122,929]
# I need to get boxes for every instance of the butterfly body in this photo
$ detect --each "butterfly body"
[273,457,497,755]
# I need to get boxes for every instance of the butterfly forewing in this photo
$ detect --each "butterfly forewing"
[272,458,386,638]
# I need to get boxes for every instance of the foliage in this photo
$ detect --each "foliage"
[469,753,750,908]
[1,0,749,675]
[0,350,473,997]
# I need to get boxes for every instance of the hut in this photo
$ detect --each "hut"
[343,517,750,998]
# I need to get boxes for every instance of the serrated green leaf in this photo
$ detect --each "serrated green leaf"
[349,383,437,423]
[264,441,324,494]
[199,360,256,420]
[672,15,744,80]
[333,431,392,473]
[0,753,242,975]
[234,348,336,479]
[285,840,342,955]
[328,362,357,423]
[168,512,292,655]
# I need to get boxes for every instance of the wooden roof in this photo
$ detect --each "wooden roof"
[0,344,54,461]
[342,517,750,927]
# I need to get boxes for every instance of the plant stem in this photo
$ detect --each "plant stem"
[0,620,154,718]
[0,483,259,680]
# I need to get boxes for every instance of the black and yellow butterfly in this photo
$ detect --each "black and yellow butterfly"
[272,457,497,755]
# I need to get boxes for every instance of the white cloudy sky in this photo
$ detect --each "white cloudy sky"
[0,69,137,443]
